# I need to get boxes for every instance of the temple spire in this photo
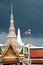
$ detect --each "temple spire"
[7,3,16,38]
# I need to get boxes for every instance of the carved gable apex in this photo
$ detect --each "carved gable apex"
[2,39,20,57]
[4,45,17,57]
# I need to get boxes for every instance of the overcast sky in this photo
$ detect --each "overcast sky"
[0,0,43,45]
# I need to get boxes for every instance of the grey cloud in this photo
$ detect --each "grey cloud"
[0,0,43,37]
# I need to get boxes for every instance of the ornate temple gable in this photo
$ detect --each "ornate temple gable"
[4,46,17,57]
[2,38,20,57]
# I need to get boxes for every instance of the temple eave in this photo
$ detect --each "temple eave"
[7,35,16,38]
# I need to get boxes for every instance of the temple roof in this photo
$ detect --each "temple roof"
[24,43,36,47]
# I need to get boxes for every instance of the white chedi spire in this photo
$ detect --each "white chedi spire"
[0,43,3,47]
[17,28,24,46]
[7,4,16,38]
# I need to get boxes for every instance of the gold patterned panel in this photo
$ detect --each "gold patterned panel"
[4,46,17,57]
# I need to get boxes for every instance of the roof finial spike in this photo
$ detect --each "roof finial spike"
[11,3,13,18]
[11,3,13,15]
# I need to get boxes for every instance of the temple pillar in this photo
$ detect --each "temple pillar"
[17,62,22,65]
[22,62,25,65]
[17,63,20,65]
[29,60,31,65]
